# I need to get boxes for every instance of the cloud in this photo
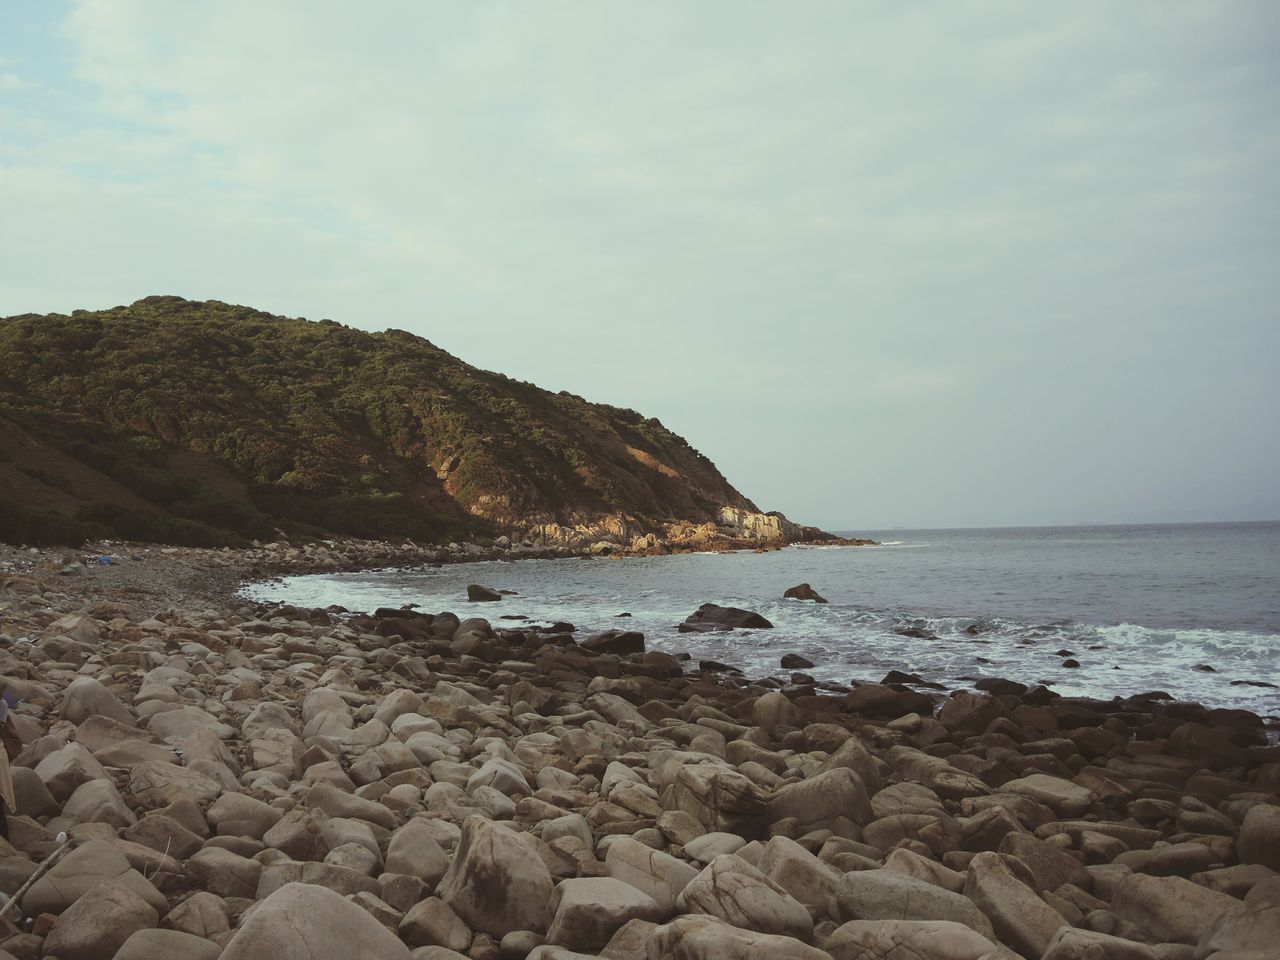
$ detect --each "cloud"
[1,0,1277,526]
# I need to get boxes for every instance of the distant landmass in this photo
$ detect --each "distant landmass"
[0,296,843,550]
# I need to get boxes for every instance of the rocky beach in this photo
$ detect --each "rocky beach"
[0,539,1274,960]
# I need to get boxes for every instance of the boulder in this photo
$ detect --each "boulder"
[220,881,412,960]
[22,840,165,916]
[677,854,812,940]
[963,851,1065,958]
[114,928,223,959]
[1040,927,1165,960]
[161,891,230,939]
[1239,803,1280,871]
[398,897,471,952]
[385,819,450,885]
[645,914,828,959]
[767,767,873,830]
[206,791,283,839]
[845,684,936,718]
[604,835,698,916]
[145,705,233,742]
[783,584,827,603]
[1111,872,1241,944]
[661,764,768,837]
[186,847,263,899]
[467,584,501,602]
[1001,774,1095,818]
[752,693,799,736]
[34,742,109,802]
[757,836,842,911]
[129,760,221,808]
[825,919,1015,960]
[680,604,773,631]
[60,676,133,726]
[780,653,816,669]
[581,630,645,655]
[438,816,553,938]
[547,877,663,951]
[41,879,158,960]
[833,871,994,939]
[61,778,136,829]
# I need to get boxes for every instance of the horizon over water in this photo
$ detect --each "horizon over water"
[244,520,1280,717]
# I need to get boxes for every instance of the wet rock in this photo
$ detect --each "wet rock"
[438,816,553,938]
[680,604,773,632]
[467,584,502,602]
[581,630,645,655]
[780,653,815,670]
[220,881,412,960]
[783,584,827,604]
[844,684,936,718]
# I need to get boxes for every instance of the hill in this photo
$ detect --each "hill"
[0,296,821,549]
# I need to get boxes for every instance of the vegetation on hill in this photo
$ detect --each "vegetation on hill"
[0,296,755,546]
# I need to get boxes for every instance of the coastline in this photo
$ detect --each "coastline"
[0,537,1276,957]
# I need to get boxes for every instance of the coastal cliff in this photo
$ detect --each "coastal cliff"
[0,297,849,550]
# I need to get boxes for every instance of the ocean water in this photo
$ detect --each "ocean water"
[243,521,1280,716]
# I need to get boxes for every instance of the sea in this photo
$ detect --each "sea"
[242,521,1280,716]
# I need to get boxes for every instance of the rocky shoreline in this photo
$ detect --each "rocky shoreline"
[0,540,1275,959]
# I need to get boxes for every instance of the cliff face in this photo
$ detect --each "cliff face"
[0,296,810,549]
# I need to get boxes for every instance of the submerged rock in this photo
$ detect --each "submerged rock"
[783,583,828,603]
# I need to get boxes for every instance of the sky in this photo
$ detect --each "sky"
[1,1,1278,530]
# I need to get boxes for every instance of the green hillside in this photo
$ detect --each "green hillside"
[0,296,756,547]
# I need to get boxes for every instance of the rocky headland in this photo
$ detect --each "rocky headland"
[0,297,866,556]
[0,541,1275,960]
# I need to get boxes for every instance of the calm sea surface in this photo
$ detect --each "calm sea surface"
[244,521,1280,715]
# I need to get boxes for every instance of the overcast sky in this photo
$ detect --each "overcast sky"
[2,2,1277,529]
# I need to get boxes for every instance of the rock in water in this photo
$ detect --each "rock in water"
[466,584,502,602]
[438,815,553,937]
[680,603,773,632]
[581,630,645,655]
[783,583,828,603]
[220,881,411,960]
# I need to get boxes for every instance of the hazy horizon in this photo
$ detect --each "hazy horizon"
[3,2,1277,530]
